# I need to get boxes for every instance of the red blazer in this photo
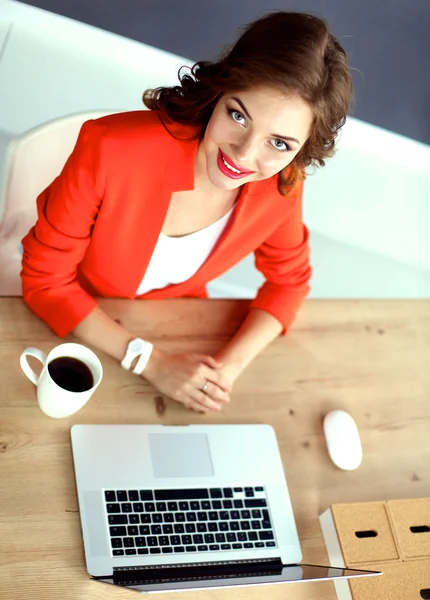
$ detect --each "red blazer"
[21,110,311,338]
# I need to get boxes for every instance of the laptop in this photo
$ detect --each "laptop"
[70,424,380,592]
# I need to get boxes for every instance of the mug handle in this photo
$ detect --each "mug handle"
[20,347,48,385]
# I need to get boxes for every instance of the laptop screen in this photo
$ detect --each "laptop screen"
[99,561,381,592]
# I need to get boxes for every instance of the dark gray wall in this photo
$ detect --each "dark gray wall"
[21,0,430,145]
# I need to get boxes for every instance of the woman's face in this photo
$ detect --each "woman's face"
[199,85,314,191]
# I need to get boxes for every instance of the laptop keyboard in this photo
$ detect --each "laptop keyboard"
[104,487,276,557]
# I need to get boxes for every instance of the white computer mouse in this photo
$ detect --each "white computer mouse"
[323,410,363,470]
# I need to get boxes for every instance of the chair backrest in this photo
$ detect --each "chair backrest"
[0,111,116,296]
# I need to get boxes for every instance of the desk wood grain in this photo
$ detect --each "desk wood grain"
[1,298,429,600]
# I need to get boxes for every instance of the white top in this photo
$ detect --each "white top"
[136,207,234,296]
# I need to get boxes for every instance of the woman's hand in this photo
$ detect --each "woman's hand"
[143,349,232,413]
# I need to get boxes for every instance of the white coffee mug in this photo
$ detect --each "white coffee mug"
[20,342,103,418]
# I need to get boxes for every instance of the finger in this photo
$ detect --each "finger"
[202,368,232,395]
[184,399,209,414]
[192,390,224,412]
[200,380,230,404]
[194,355,223,369]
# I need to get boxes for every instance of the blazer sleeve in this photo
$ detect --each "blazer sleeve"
[250,180,311,334]
[21,120,107,338]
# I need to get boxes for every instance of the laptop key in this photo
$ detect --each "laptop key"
[174,524,185,534]
[197,512,207,521]
[174,546,185,553]
[156,502,167,512]
[128,490,139,501]
[221,544,231,550]
[208,512,218,521]
[230,511,240,520]
[237,532,247,542]
[241,510,251,519]
[223,500,233,509]
[210,489,222,499]
[125,549,137,555]
[255,542,264,548]
[220,511,229,520]
[162,547,173,553]
[105,491,116,502]
[159,536,169,546]
[163,524,173,534]
[179,502,189,511]
[151,525,162,535]
[152,514,163,524]
[111,538,123,548]
[121,503,132,513]
[252,510,262,519]
[147,537,158,547]
[230,522,240,531]
[175,513,186,522]
[190,501,200,511]
[139,490,154,501]
[138,548,149,555]
[129,515,139,524]
[127,526,138,536]
[227,533,236,542]
[163,514,174,523]
[123,537,134,548]
[233,500,244,509]
[139,525,150,535]
[198,523,208,532]
[185,524,196,533]
[223,488,233,498]
[145,503,155,512]
[140,514,151,524]
[167,502,178,511]
[202,501,211,510]
[211,500,222,510]
[186,512,197,522]
[219,523,229,532]
[110,526,126,537]
[109,515,127,525]
[136,537,146,547]
[240,521,251,530]
[133,503,144,512]
[233,487,243,492]
[232,543,242,550]
[204,534,215,543]
[209,544,220,551]
[215,533,226,543]
[155,489,209,500]
[259,531,274,540]
[185,546,197,552]
[266,542,276,547]
[245,488,254,497]
[244,543,253,549]
[208,522,218,532]
[251,521,261,530]
[150,548,161,554]
[262,520,272,529]
[106,503,120,513]
[197,545,209,551]
[117,491,127,502]
[193,535,203,544]
[255,487,264,492]
[181,535,192,545]
[248,532,258,541]
[245,499,267,508]
[113,549,124,556]
[170,535,181,545]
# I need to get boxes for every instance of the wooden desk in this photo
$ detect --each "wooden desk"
[1,297,429,599]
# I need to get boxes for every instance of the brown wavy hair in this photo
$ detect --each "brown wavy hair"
[143,11,353,196]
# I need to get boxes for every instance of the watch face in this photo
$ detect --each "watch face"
[130,339,144,353]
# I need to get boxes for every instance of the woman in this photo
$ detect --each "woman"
[21,11,353,413]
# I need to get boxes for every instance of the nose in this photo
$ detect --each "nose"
[231,134,258,171]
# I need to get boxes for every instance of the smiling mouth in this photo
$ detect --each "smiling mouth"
[217,149,255,179]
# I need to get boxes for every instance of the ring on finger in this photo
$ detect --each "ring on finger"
[200,381,209,393]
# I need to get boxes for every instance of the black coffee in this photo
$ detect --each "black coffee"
[48,357,94,393]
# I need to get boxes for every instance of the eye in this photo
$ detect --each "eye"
[270,138,290,152]
[227,108,246,125]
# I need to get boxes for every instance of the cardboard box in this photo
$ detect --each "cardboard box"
[320,502,400,566]
[348,560,430,600]
[387,498,430,560]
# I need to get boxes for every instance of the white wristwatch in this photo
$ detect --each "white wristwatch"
[121,338,153,375]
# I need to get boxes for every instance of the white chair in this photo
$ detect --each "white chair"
[0,111,117,295]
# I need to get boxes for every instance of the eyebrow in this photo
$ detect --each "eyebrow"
[231,96,301,145]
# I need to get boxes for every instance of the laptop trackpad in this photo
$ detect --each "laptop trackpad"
[149,433,214,478]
